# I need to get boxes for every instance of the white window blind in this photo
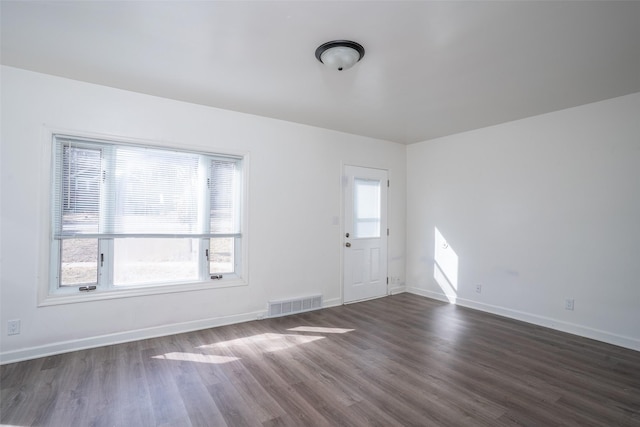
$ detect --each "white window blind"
[56,142,102,236]
[210,159,241,235]
[106,145,201,236]
[52,136,242,240]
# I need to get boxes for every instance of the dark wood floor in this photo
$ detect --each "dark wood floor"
[2,293,639,426]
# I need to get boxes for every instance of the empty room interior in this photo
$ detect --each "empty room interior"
[1,1,639,426]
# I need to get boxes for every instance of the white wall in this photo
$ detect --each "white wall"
[407,93,640,350]
[0,66,407,363]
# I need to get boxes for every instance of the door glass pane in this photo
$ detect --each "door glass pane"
[354,178,381,238]
[210,238,234,274]
[113,238,199,286]
[60,239,98,286]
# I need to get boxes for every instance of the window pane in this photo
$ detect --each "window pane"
[60,239,98,286]
[354,178,381,238]
[113,238,199,286]
[210,160,239,234]
[210,238,234,274]
[110,147,200,235]
[355,221,380,238]
[61,144,101,235]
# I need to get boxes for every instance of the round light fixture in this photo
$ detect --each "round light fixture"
[315,40,365,71]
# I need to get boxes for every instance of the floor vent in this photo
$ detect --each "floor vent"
[268,295,323,318]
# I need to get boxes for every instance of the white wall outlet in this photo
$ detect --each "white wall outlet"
[565,298,575,311]
[476,284,482,293]
[8,319,21,335]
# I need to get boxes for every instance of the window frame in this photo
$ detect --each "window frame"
[39,130,249,306]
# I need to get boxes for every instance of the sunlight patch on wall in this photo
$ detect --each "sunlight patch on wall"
[434,227,459,303]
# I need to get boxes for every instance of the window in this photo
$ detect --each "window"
[50,135,244,296]
[353,178,381,238]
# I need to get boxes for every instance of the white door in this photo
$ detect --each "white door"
[343,165,388,303]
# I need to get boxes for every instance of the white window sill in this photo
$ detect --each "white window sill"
[38,278,248,307]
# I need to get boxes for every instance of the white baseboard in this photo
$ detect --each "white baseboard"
[406,287,640,352]
[389,285,406,295]
[323,296,342,308]
[405,287,450,303]
[0,310,267,365]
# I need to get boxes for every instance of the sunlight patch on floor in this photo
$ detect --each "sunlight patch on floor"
[152,352,240,364]
[287,326,355,334]
[198,333,325,353]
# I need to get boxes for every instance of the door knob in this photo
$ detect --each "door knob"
[345,242,351,247]
[345,232,350,238]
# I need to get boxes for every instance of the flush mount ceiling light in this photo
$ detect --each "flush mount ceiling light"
[315,40,365,71]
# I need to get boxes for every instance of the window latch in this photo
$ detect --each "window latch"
[211,274,223,280]
[79,285,97,292]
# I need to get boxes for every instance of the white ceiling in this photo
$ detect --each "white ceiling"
[2,1,639,144]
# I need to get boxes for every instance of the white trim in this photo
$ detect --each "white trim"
[342,294,388,305]
[405,287,452,303]
[0,309,266,365]
[38,278,248,307]
[43,125,250,159]
[323,296,342,309]
[389,285,406,295]
[406,287,640,352]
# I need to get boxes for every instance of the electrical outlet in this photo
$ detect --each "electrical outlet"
[8,319,21,335]
[565,299,574,311]
[476,284,482,293]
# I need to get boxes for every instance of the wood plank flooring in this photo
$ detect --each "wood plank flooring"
[2,293,639,426]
